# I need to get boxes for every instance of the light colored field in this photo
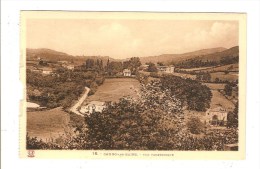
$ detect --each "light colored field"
[210,72,238,82]
[86,78,141,103]
[203,83,226,90]
[27,107,70,141]
[210,90,235,111]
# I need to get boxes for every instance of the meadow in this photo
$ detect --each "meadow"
[85,78,141,103]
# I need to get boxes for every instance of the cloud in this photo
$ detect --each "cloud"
[184,21,238,51]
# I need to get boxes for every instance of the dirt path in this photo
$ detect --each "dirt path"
[69,87,90,116]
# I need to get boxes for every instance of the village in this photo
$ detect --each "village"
[26,47,239,151]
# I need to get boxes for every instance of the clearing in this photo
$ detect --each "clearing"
[27,107,71,141]
[85,78,141,103]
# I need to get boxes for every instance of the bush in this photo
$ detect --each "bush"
[161,75,212,111]
[187,117,205,134]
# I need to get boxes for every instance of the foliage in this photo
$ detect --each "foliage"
[196,72,211,82]
[147,62,158,72]
[175,56,239,69]
[224,83,233,96]
[227,103,238,128]
[186,117,205,134]
[85,98,180,150]
[27,67,103,108]
[123,57,142,75]
[160,75,212,111]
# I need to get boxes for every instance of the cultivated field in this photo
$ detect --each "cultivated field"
[210,72,238,82]
[86,78,141,103]
[180,63,238,73]
[27,107,70,141]
[210,90,235,111]
[203,83,226,90]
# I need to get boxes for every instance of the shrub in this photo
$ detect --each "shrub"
[187,117,205,134]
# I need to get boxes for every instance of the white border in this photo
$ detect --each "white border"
[1,0,260,169]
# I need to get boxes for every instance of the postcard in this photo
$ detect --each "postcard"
[20,11,246,159]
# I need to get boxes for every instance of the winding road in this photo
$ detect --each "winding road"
[69,87,90,116]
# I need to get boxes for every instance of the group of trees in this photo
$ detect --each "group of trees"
[106,57,141,76]
[224,82,238,96]
[195,72,211,82]
[227,103,238,128]
[146,62,158,72]
[27,67,104,108]
[160,75,212,111]
[85,59,104,71]
[174,56,239,69]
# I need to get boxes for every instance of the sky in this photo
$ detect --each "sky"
[26,19,238,59]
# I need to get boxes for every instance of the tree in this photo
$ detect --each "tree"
[147,62,158,72]
[157,62,164,66]
[125,57,142,75]
[227,103,238,128]
[187,117,205,134]
[86,59,94,69]
[224,83,233,96]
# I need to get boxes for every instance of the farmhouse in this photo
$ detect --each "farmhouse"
[80,101,106,115]
[62,64,74,70]
[123,69,131,76]
[157,65,175,73]
[41,67,53,75]
[205,107,228,126]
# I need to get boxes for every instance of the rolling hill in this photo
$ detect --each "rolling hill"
[26,48,119,64]
[139,47,227,64]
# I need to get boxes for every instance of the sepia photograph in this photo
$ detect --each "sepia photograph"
[19,11,246,159]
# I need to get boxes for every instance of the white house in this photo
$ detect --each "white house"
[205,107,228,126]
[123,69,131,76]
[41,67,53,75]
[157,65,175,73]
[80,101,106,115]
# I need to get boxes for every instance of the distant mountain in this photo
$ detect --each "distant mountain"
[173,46,239,68]
[139,47,227,64]
[26,48,73,61]
[26,48,120,64]
[195,46,238,62]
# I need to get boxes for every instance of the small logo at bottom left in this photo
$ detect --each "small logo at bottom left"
[27,150,35,158]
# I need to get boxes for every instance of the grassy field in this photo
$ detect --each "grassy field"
[210,72,238,82]
[203,83,226,90]
[179,63,238,73]
[27,107,71,141]
[210,90,235,111]
[86,78,141,103]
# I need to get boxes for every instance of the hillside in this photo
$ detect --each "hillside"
[139,47,227,64]
[26,48,73,61]
[174,46,239,68]
[26,48,119,64]
[196,46,239,62]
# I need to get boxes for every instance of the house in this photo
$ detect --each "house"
[66,65,74,70]
[205,107,228,126]
[123,69,131,76]
[41,67,53,75]
[157,65,175,73]
[62,64,74,70]
[80,101,106,115]
[27,102,40,108]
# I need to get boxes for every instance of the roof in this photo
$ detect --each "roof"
[123,69,131,73]
[27,102,40,108]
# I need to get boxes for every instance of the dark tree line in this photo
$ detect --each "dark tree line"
[174,56,239,69]
[160,75,212,111]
